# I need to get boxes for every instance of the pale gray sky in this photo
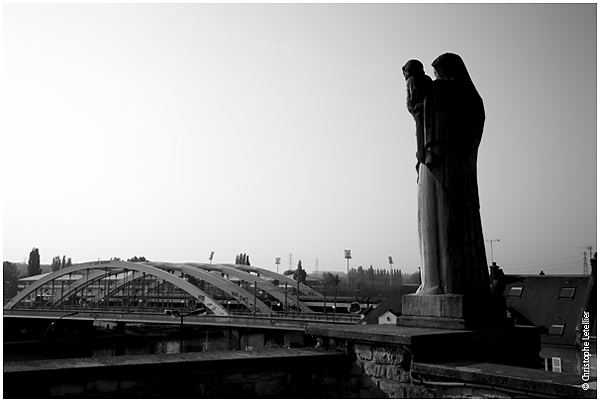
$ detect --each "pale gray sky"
[3,3,597,275]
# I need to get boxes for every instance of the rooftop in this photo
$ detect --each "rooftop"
[497,272,596,346]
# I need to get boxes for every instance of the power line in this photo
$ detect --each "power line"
[316,259,347,268]
[505,265,587,274]
[504,262,583,272]
[501,255,580,267]
[500,254,585,274]
[505,258,581,268]
[532,265,586,272]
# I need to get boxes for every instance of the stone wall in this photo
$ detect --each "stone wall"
[3,348,355,399]
[4,337,595,399]
[311,332,595,399]
[351,343,427,398]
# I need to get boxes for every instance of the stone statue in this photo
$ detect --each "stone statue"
[405,53,490,297]
[402,59,432,174]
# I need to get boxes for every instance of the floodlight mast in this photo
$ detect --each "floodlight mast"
[344,250,352,285]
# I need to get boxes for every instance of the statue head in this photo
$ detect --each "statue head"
[402,59,425,81]
[431,53,470,82]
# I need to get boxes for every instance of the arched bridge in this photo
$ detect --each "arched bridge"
[4,260,326,317]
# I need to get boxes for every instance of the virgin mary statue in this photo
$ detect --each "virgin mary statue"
[415,53,490,297]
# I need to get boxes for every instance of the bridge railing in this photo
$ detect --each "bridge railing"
[7,303,362,323]
[228,310,361,323]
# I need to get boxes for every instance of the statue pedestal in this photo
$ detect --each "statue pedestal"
[398,294,509,330]
[306,323,542,370]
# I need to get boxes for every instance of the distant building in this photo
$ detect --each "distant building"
[359,285,420,325]
[491,258,597,377]
[378,310,400,325]
[302,272,327,288]
[16,273,83,305]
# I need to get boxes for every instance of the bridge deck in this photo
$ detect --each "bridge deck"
[3,309,361,332]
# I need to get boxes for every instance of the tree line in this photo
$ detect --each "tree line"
[3,248,71,301]
[278,260,421,299]
[348,265,404,287]
[315,267,420,299]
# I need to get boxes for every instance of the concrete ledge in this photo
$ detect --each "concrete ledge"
[306,324,540,368]
[4,348,335,373]
[399,294,510,330]
[412,361,596,399]
[307,323,465,347]
[397,315,470,330]
[4,349,349,398]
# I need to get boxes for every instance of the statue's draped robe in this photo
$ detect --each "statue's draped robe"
[406,74,432,169]
[416,77,490,296]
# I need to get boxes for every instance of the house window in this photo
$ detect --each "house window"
[507,286,523,297]
[552,357,562,373]
[558,287,576,299]
[548,324,565,336]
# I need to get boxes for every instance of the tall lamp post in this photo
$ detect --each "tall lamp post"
[344,250,352,285]
[333,284,339,322]
[112,311,133,356]
[283,283,288,315]
[253,281,258,317]
[275,257,281,274]
[43,312,78,359]
[43,311,79,341]
[209,251,214,264]
[388,256,394,286]
[296,279,300,316]
[322,283,328,318]
[164,308,207,353]
[486,239,500,264]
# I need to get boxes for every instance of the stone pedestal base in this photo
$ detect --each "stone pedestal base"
[306,324,542,369]
[398,294,509,330]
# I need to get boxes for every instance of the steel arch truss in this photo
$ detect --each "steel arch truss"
[190,263,313,313]
[145,262,274,314]
[4,261,229,316]
[222,264,323,298]
[5,260,325,317]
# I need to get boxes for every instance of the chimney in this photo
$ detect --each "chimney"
[489,262,503,282]
[489,262,504,295]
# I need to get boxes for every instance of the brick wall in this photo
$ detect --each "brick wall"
[541,345,580,374]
